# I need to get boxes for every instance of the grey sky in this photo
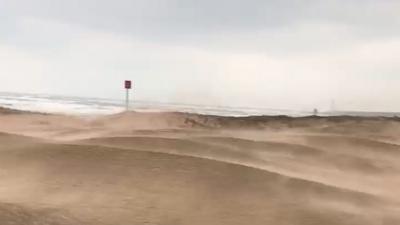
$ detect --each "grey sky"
[1,0,400,111]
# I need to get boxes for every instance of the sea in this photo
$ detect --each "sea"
[0,92,398,117]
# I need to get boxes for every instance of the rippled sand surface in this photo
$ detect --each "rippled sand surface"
[1,108,400,225]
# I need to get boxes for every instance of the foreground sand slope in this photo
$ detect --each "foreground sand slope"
[0,108,400,224]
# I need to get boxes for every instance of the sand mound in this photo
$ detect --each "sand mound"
[78,135,400,197]
[0,107,25,115]
[0,110,400,224]
[1,136,399,225]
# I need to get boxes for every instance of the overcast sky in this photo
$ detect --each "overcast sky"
[1,0,400,111]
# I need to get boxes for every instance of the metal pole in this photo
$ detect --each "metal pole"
[126,88,129,111]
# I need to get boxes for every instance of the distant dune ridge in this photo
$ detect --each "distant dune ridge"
[0,106,400,225]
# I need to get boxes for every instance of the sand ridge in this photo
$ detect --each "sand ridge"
[0,107,400,224]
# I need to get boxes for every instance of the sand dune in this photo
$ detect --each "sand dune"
[0,107,400,224]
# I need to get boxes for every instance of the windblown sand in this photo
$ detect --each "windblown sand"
[0,107,400,224]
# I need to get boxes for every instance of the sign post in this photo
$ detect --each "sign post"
[124,80,132,111]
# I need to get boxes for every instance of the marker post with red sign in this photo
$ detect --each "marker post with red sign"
[125,80,132,111]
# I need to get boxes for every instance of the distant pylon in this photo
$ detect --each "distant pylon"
[313,108,318,116]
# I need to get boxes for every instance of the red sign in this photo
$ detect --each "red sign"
[125,80,132,89]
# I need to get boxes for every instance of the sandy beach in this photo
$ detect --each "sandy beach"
[0,107,400,224]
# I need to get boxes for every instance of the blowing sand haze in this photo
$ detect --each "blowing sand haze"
[0,107,400,224]
[2,0,400,224]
